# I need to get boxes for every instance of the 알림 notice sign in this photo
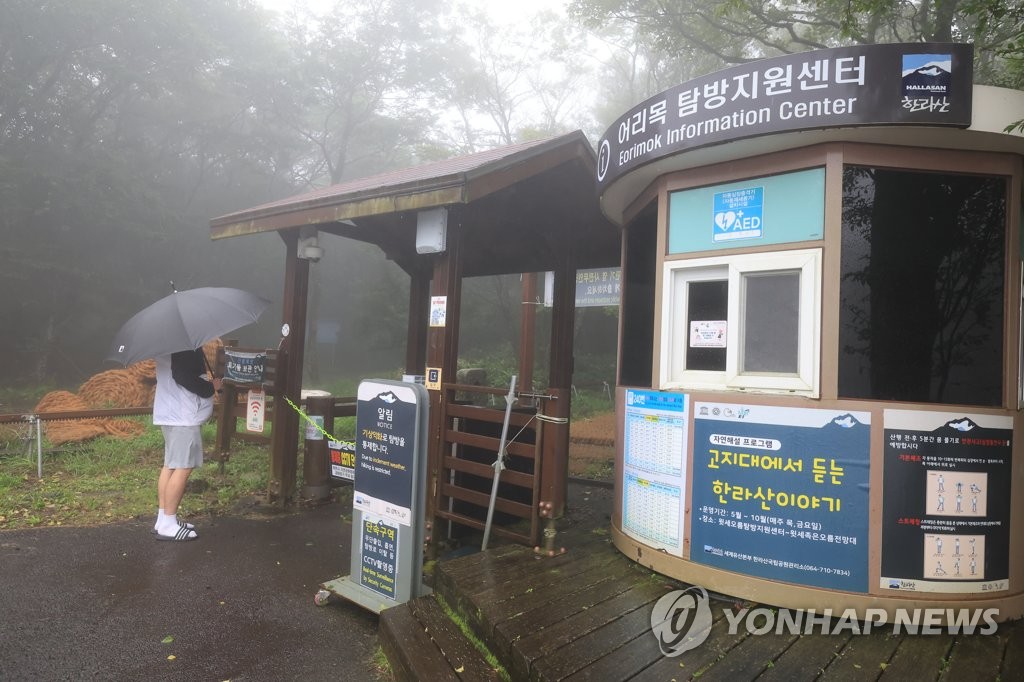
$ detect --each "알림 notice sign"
[317,379,430,612]
[690,403,871,593]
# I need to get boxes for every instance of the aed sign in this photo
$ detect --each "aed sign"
[713,187,763,242]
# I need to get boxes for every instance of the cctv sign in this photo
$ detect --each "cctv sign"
[713,186,763,242]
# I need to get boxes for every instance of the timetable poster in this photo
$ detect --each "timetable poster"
[880,410,1011,594]
[690,403,871,592]
[621,389,688,555]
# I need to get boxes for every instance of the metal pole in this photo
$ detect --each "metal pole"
[481,375,517,551]
[36,416,42,479]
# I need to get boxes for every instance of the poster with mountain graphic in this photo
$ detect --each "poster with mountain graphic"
[690,403,871,592]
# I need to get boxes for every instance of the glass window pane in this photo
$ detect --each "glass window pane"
[742,271,799,373]
[686,280,727,371]
[838,167,1005,406]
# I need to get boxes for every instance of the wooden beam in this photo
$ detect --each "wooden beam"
[519,272,537,393]
[542,247,576,518]
[405,265,431,375]
[269,230,310,506]
[425,212,463,553]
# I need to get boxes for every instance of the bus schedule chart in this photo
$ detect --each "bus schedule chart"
[622,389,689,555]
[624,390,687,477]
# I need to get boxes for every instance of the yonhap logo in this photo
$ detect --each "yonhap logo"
[649,586,714,656]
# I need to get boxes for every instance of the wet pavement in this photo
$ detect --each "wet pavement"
[0,500,386,681]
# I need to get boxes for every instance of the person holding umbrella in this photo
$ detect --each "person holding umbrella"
[153,348,221,541]
[108,286,270,541]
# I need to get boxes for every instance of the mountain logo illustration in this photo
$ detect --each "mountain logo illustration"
[901,53,952,98]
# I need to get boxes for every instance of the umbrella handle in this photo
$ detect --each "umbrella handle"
[202,351,222,388]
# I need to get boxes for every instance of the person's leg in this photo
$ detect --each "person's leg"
[155,466,194,532]
[155,425,202,540]
[161,467,194,517]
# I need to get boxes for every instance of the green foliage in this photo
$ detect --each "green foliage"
[0,420,273,530]
[569,0,1024,88]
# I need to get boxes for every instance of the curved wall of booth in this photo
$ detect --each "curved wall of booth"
[599,43,1024,621]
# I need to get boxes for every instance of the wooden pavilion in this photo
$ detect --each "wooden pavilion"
[209,130,620,547]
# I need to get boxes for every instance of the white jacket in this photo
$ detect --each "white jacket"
[152,353,214,426]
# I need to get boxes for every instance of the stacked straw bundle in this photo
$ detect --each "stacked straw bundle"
[33,340,223,445]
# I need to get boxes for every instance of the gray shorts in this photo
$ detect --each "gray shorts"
[161,425,204,469]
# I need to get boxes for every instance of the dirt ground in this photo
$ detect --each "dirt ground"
[568,411,615,480]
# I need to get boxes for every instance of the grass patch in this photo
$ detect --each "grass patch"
[0,418,275,530]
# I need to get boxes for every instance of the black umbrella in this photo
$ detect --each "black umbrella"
[107,287,271,366]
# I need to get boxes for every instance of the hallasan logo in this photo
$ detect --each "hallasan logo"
[649,586,714,656]
[902,53,952,97]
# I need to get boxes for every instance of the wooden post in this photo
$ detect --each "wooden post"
[541,252,576,518]
[269,230,310,506]
[301,394,334,503]
[424,213,462,553]
[405,265,431,376]
[519,272,537,394]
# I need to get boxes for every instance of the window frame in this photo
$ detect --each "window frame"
[661,249,822,397]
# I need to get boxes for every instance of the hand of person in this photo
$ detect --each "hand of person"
[212,377,224,393]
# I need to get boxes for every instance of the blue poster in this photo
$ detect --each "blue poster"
[690,403,871,592]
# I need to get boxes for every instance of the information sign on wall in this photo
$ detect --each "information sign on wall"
[621,389,688,555]
[690,404,871,592]
[880,410,1011,594]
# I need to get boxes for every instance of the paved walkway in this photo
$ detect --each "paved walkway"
[0,501,384,681]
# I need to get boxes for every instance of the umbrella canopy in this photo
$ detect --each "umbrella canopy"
[107,287,271,366]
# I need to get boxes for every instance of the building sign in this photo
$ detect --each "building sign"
[576,268,621,307]
[880,410,1011,594]
[690,404,871,592]
[597,43,973,188]
[621,389,688,555]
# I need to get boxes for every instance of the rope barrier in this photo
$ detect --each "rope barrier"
[282,395,353,445]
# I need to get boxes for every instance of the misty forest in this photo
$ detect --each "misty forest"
[1,0,1021,405]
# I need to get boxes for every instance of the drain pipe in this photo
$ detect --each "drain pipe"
[481,375,517,551]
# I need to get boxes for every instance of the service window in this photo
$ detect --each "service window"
[662,249,821,396]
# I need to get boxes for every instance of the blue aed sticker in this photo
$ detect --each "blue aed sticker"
[713,187,763,242]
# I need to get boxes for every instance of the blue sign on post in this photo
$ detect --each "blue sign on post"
[713,187,763,242]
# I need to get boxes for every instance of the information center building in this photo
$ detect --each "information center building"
[598,43,1024,619]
